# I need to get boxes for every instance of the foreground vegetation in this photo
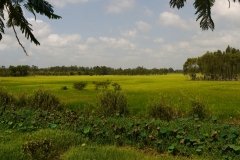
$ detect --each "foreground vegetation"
[1,88,240,159]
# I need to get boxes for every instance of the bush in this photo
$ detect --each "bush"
[29,90,62,111]
[93,80,111,90]
[61,86,68,90]
[16,93,29,108]
[73,82,87,90]
[189,98,209,120]
[112,83,121,91]
[22,139,55,160]
[97,90,128,117]
[0,89,16,115]
[148,97,178,121]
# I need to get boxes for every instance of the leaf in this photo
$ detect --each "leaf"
[6,2,40,45]
[194,0,215,30]
[169,0,187,9]
[49,123,57,129]
[83,126,91,134]
[27,0,61,19]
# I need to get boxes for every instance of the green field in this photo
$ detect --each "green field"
[1,74,240,118]
[1,74,240,159]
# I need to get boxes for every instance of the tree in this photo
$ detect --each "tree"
[0,0,61,55]
[184,46,240,80]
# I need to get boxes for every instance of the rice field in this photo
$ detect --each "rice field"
[1,74,240,118]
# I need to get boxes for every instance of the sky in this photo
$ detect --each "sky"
[1,0,240,69]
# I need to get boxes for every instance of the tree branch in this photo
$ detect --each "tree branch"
[6,5,29,56]
[11,23,29,56]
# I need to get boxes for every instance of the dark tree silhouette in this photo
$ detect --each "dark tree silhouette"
[170,0,240,30]
[0,0,61,55]
[183,46,240,80]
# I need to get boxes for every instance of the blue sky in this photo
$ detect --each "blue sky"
[1,0,240,69]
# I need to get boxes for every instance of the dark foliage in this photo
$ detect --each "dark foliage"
[0,89,16,115]
[184,46,240,80]
[22,139,55,160]
[170,0,240,30]
[189,98,209,120]
[0,0,61,54]
[97,90,128,117]
[148,97,178,121]
[93,80,111,90]
[73,82,87,90]
[29,90,62,111]
[0,65,177,76]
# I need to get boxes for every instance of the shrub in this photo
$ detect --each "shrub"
[112,83,121,91]
[16,93,29,108]
[93,80,111,90]
[29,90,62,111]
[61,86,68,90]
[97,90,128,117]
[22,139,56,160]
[148,97,178,121]
[189,98,209,120]
[73,82,87,90]
[0,89,16,114]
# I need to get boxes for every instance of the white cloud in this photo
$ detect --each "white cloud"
[106,0,135,14]
[86,37,98,44]
[98,37,135,50]
[212,0,240,27]
[144,8,154,17]
[122,29,137,38]
[48,0,89,7]
[213,0,240,17]
[159,12,189,29]
[154,38,164,44]
[122,20,151,38]
[44,34,81,47]
[136,21,151,32]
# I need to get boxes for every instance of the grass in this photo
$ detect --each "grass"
[0,74,240,118]
[1,74,240,159]
[0,128,209,160]
[61,145,207,160]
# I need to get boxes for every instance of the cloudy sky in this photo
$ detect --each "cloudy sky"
[1,0,240,69]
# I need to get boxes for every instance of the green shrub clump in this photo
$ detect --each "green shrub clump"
[29,90,62,111]
[97,90,128,117]
[148,97,178,121]
[112,83,121,91]
[0,89,16,115]
[61,86,68,90]
[73,82,87,90]
[93,80,111,90]
[22,139,54,160]
[189,98,209,120]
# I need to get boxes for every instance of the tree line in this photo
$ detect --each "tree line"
[183,46,240,80]
[0,65,179,77]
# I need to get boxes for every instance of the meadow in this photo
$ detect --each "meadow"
[0,74,240,118]
[1,74,240,160]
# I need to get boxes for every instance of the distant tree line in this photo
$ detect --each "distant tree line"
[0,65,180,77]
[183,46,240,80]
